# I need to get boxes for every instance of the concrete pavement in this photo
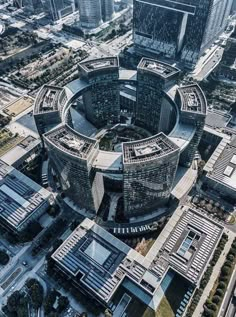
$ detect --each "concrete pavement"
[192,230,235,317]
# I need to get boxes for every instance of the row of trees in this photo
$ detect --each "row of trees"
[2,290,28,317]
[44,289,69,316]
[186,233,228,317]
[31,218,67,256]
[202,237,236,317]
[0,249,10,265]
[2,279,70,317]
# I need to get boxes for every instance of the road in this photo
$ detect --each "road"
[191,46,224,81]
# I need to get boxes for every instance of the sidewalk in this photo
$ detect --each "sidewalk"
[192,230,235,317]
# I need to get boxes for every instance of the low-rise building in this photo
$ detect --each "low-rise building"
[51,206,223,314]
[0,135,41,171]
[0,161,52,233]
[204,136,236,202]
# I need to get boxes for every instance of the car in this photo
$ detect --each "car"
[22,261,28,266]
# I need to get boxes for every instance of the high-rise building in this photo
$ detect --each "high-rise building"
[78,57,120,128]
[123,133,180,217]
[13,0,44,11]
[133,0,233,67]
[78,0,103,28]
[101,0,114,22]
[231,0,236,12]
[45,0,65,21]
[135,58,180,134]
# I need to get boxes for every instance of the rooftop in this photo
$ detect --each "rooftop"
[138,58,180,79]
[93,151,123,172]
[178,84,207,115]
[147,206,223,284]
[0,135,41,166]
[206,110,232,129]
[52,206,223,306]
[205,137,236,191]
[0,160,50,230]
[44,124,97,159]
[123,133,179,164]
[34,85,63,114]
[79,57,119,73]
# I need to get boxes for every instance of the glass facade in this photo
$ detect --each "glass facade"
[133,0,232,66]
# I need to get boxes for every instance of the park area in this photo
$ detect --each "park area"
[3,96,34,117]
[0,129,23,157]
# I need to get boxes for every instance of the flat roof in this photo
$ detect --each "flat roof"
[123,133,179,164]
[206,137,236,191]
[206,110,232,129]
[79,57,119,73]
[138,58,180,79]
[178,84,207,115]
[147,206,223,284]
[44,124,97,159]
[0,136,41,166]
[169,122,196,151]
[34,85,63,114]
[0,160,50,230]
[93,151,123,172]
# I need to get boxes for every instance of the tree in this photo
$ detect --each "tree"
[215,288,224,297]
[57,296,69,313]
[104,308,113,317]
[227,254,235,262]
[212,295,221,304]
[221,266,230,277]
[28,280,44,308]
[7,291,21,312]
[0,249,10,265]
[218,281,226,290]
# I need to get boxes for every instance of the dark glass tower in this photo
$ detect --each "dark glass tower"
[133,0,233,67]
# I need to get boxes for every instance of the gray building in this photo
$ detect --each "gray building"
[79,57,120,128]
[44,124,104,213]
[77,0,103,28]
[50,207,223,312]
[175,84,207,167]
[33,85,65,137]
[204,135,236,202]
[133,0,233,67]
[123,133,180,216]
[0,161,51,233]
[45,0,65,20]
[34,57,207,218]
[101,0,114,21]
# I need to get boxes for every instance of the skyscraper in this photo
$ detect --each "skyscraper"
[78,0,103,28]
[101,0,114,22]
[133,0,233,67]
[76,0,114,28]
[45,0,65,21]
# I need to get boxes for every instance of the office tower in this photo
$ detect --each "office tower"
[231,0,236,12]
[133,0,233,67]
[13,0,43,10]
[101,0,114,21]
[78,57,120,128]
[123,133,180,217]
[45,0,65,21]
[44,125,104,213]
[135,58,180,134]
[13,0,23,8]
[78,0,102,28]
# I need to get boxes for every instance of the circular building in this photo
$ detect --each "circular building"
[34,57,207,220]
